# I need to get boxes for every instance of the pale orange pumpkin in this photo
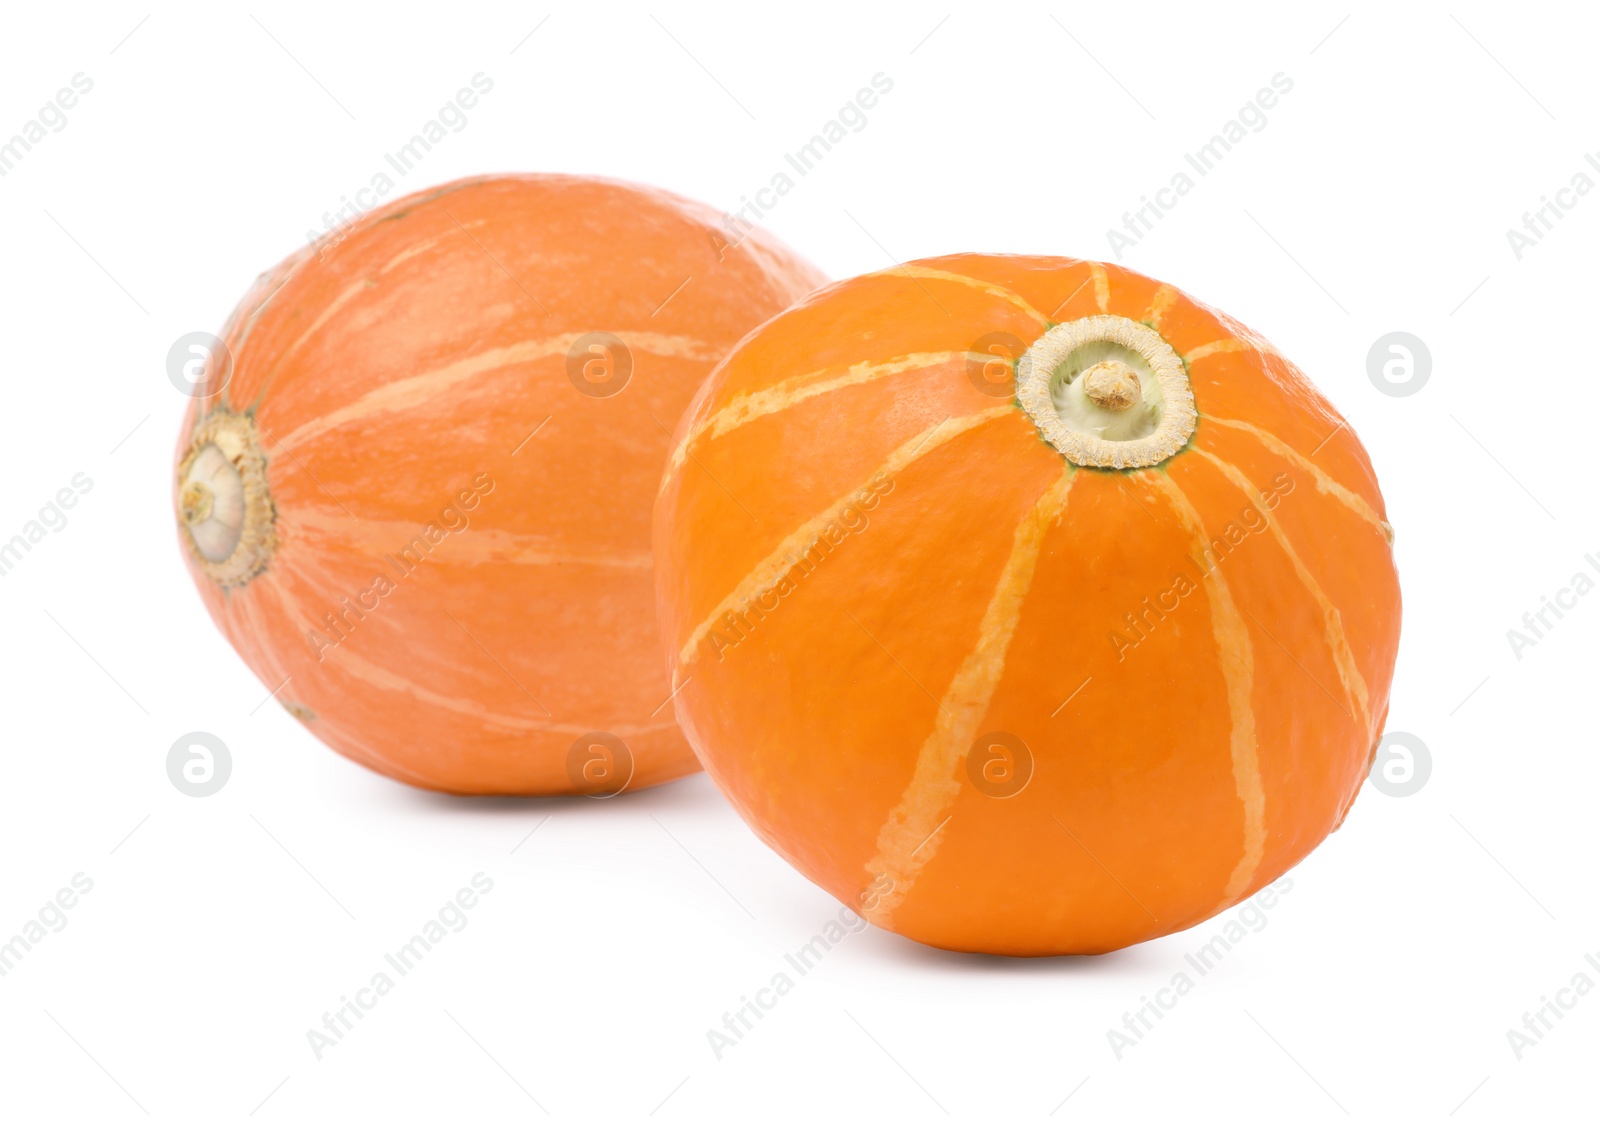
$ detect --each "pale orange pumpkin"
[175,174,825,794]
[655,254,1401,955]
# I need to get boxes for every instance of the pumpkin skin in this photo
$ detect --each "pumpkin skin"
[175,174,825,795]
[654,255,1401,955]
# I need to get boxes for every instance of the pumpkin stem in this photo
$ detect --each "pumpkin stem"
[1016,314,1197,469]
[176,409,276,587]
[179,480,214,525]
[1081,360,1142,410]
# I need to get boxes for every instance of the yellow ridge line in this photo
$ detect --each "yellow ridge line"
[861,468,1076,926]
[251,278,375,406]
[675,406,1016,669]
[865,264,1049,325]
[663,351,964,484]
[278,333,719,452]
[1144,284,1179,327]
[252,235,462,405]
[331,645,678,736]
[1140,471,1266,911]
[250,565,456,790]
[1089,263,1110,312]
[1190,447,1372,737]
[1184,338,1261,365]
[287,511,652,569]
[263,554,586,736]
[1205,416,1391,542]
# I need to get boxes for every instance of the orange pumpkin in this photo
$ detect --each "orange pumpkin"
[175,174,824,795]
[655,255,1401,954]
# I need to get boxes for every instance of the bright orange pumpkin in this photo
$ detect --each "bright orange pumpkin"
[655,255,1401,955]
[175,174,825,795]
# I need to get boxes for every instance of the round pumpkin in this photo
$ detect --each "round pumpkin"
[654,254,1401,955]
[175,174,825,795]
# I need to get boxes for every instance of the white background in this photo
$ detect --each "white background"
[0,2,1593,1127]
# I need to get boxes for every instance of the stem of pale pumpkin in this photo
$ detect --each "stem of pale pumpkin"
[177,410,276,586]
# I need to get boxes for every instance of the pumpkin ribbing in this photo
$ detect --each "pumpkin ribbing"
[176,174,826,795]
[654,253,1401,955]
